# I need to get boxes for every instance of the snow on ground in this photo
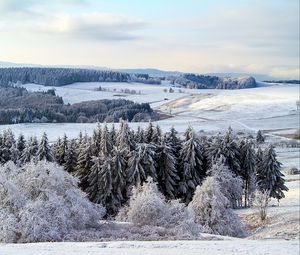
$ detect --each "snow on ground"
[0,239,299,255]
[14,82,299,141]
[1,82,299,142]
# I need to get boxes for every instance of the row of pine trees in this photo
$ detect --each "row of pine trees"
[0,123,288,215]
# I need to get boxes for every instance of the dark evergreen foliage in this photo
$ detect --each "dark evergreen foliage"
[0,125,287,215]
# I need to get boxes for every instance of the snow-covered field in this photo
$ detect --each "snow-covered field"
[1,239,299,255]
[1,82,298,142]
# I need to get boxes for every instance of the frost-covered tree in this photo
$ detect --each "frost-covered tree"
[256,130,265,144]
[178,128,205,203]
[76,142,93,190]
[208,158,243,208]
[110,124,116,145]
[151,125,162,144]
[256,145,288,202]
[116,120,134,150]
[156,140,179,199]
[0,129,15,164]
[36,132,54,162]
[63,139,77,173]
[100,124,112,156]
[0,161,105,243]
[111,147,127,205]
[144,121,154,143]
[91,123,102,156]
[20,136,38,164]
[189,176,246,237]
[253,189,270,221]
[117,177,200,236]
[126,143,157,193]
[16,134,26,154]
[55,134,68,165]
[165,126,181,158]
[206,129,241,174]
[239,139,256,207]
[134,126,144,143]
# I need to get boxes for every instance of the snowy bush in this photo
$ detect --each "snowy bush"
[117,177,201,237]
[0,161,105,243]
[189,176,246,237]
[208,159,243,208]
[286,167,300,175]
[253,189,270,221]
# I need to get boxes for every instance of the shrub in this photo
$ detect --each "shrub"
[189,177,246,237]
[0,161,105,243]
[117,177,201,237]
[253,189,271,221]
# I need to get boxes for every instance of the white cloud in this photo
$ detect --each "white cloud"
[36,13,145,40]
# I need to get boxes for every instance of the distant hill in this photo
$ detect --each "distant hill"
[175,74,257,89]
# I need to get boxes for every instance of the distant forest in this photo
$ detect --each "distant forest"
[0,86,154,124]
[0,67,161,87]
[262,80,300,85]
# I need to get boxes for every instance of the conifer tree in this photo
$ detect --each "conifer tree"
[165,127,181,158]
[156,139,179,199]
[151,125,162,144]
[116,120,134,150]
[55,134,68,165]
[63,139,77,173]
[16,134,26,154]
[76,142,93,190]
[256,130,265,144]
[126,143,157,193]
[37,132,54,162]
[239,139,256,207]
[178,128,205,203]
[257,145,288,202]
[206,128,241,175]
[134,126,144,143]
[144,121,154,143]
[91,124,102,156]
[100,124,112,156]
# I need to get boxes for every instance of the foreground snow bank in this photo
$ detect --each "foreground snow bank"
[0,239,299,255]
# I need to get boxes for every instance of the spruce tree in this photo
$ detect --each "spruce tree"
[134,126,144,143]
[206,129,241,175]
[156,140,179,199]
[126,143,157,193]
[100,124,112,156]
[76,142,93,191]
[16,134,26,154]
[239,139,256,207]
[144,121,154,143]
[36,132,54,162]
[256,130,265,144]
[91,124,102,156]
[63,139,77,173]
[178,128,205,203]
[151,125,162,144]
[257,145,288,202]
[116,120,134,150]
[165,127,181,158]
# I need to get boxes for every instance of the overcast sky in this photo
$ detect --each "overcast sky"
[0,0,299,78]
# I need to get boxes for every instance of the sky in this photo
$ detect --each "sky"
[0,0,299,78]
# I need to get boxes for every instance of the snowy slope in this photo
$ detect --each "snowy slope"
[5,82,297,141]
[0,239,299,255]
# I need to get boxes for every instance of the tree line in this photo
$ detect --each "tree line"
[0,67,161,87]
[0,86,154,124]
[0,124,288,215]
